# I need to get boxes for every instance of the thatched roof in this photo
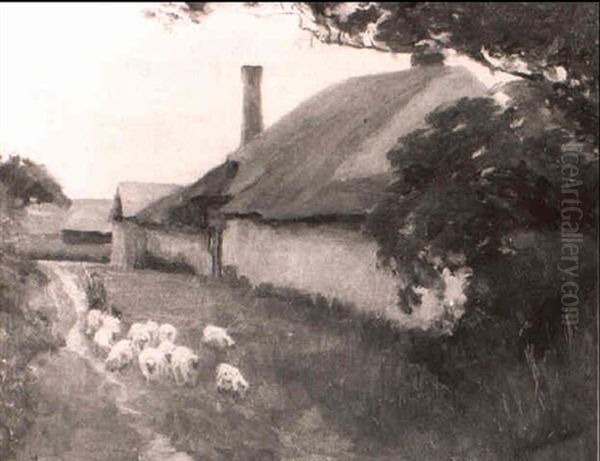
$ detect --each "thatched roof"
[113,182,182,219]
[135,65,487,225]
[135,161,238,227]
[221,65,487,220]
[62,199,112,233]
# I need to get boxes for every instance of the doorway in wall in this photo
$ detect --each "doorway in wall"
[208,226,223,278]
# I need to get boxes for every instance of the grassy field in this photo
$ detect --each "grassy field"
[6,259,593,460]
[0,258,65,459]
[85,264,495,460]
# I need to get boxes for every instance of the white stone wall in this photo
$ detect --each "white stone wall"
[222,219,407,322]
[146,228,212,276]
[111,221,147,270]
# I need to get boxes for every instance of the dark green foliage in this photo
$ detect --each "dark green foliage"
[364,80,597,457]
[0,235,63,459]
[0,156,69,457]
[0,155,70,208]
[306,2,598,136]
[366,81,595,328]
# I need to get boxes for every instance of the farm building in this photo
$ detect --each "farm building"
[130,66,261,276]
[61,199,113,244]
[110,181,182,269]
[134,160,238,276]
[135,63,488,327]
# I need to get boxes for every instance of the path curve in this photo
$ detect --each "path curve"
[39,261,194,461]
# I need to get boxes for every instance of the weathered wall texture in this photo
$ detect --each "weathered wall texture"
[145,229,212,276]
[111,221,147,270]
[222,219,470,330]
[222,219,404,319]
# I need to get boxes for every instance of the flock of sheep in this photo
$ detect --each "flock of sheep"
[84,308,249,398]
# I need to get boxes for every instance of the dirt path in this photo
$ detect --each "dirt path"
[17,261,193,461]
[18,261,426,460]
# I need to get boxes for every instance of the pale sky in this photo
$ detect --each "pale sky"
[0,3,515,199]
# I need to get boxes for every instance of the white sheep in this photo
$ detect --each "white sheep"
[105,339,135,372]
[157,340,177,380]
[101,313,121,337]
[145,320,160,346]
[157,339,177,355]
[130,329,151,354]
[93,327,116,355]
[138,347,171,384]
[171,346,200,387]
[127,322,157,353]
[85,309,104,336]
[127,322,145,339]
[202,325,235,350]
[216,363,248,398]
[158,323,178,343]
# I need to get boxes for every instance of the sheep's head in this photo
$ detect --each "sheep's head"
[146,360,156,373]
[217,376,233,392]
[133,332,150,350]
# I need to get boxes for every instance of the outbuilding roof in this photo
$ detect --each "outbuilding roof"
[134,161,238,227]
[62,199,113,233]
[112,181,182,219]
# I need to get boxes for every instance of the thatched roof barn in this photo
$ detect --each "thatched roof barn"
[131,63,488,325]
[61,199,112,244]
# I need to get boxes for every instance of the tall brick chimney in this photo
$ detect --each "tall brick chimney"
[241,65,263,145]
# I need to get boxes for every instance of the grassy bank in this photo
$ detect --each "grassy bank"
[0,254,64,459]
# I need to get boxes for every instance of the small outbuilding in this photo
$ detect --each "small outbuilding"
[110,181,182,270]
[61,199,113,244]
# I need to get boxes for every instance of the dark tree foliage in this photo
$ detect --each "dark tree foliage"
[0,155,70,208]
[362,81,597,453]
[365,80,596,362]
[1,154,69,315]
[306,2,598,134]
[0,156,68,457]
